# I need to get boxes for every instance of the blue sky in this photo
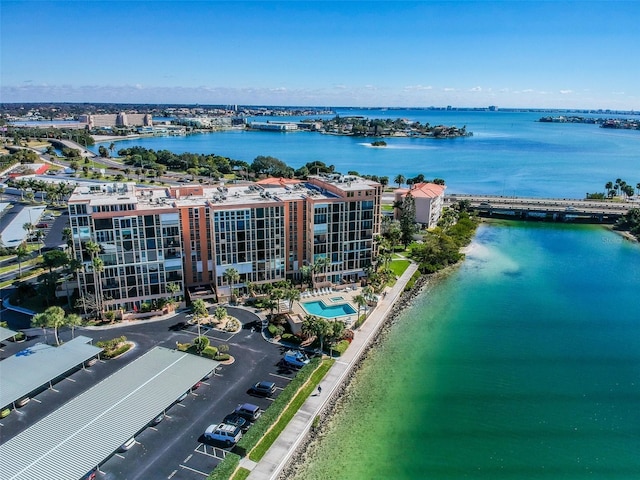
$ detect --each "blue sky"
[2,1,639,109]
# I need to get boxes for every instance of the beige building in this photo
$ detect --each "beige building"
[68,174,381,313]
[394,182,446,228]
[78,113,153,129]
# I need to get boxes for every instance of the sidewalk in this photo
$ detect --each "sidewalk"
[246,262,420,479]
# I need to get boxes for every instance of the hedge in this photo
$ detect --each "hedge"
[404,270,421,292]
[332,339,350,355]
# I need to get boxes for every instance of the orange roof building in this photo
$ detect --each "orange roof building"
[394,182,446,228]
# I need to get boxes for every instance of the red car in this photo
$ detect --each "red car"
[36,222,49,228]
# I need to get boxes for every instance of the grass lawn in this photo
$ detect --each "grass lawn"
[230,468,250,480]
[248,358,334,462]
[389,259,411,277]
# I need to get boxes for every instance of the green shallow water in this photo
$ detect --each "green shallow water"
[291,223,640,480]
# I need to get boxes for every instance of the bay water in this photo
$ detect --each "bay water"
[96,109,640,199]
[289,222,640,480]
[92,110,640,478]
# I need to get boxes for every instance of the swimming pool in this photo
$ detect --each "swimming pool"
[302,300,357,319]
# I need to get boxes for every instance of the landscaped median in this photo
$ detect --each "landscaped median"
[208,357,334,480]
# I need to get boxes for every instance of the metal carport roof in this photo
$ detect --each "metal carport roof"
[0,335,102,409]
[0,325,19,343]
[0,346,218,480]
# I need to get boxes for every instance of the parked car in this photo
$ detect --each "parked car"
[204,423,242,446]
[118,437,136,452]
[223,413,249,432]
[41,215,55,221]
[234,403,262,422]
[150,413,165,426]
[191,381,202,391]
[80,469,97,480]
[35,222,49,229]
[283,350,310,368]
[249,381,276,397]
[176,391,188,402]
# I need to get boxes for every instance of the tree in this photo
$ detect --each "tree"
[214,306,228,323]
[353,294,368,321]
[394,174,405,188]
[109,142,116,156]
[286,288,300,311]
[191,298,208,337]
[223,268,240,299]
[84,240,103,316]
[32,306,66,345]
[250,155,294,178]
[65,313,83,339]
[15,242,29,277]
[312,256,331,286]
[399,192,417,246]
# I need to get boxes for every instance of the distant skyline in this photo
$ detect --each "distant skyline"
[2,1,639,110]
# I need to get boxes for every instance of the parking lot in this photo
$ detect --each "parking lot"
[0,307,300,480]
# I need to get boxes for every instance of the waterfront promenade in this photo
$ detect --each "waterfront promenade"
[246,261,420,480]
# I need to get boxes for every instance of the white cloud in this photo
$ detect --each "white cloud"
[403,85,433,91]
[469,86,482,92]
[559,89,573,94]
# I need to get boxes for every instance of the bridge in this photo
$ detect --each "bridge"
[445,194,637,223]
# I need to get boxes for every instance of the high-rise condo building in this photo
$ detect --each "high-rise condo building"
[68,175,381,313]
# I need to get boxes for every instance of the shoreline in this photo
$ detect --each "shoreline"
[278,270,455,479]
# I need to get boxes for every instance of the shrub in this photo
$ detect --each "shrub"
[225,318,241,332]
[281,333,302,345]
[102,343,131,359]
[193,336,210,354]
[332,339,350,355]
[214,353,230,361]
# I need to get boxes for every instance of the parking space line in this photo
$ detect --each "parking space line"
[195,444,225,459]
[183,453,193,463]
[168,469,178,479]
[148,426,158,432]
[269,373,293,380]
[176,403,186,408]
[31,398,42,403]
[115,454,125,459]
[179,464,209,477]
[66,377,76,382]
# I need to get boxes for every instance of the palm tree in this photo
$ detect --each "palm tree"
[15,242,29,277]
[214,306,227,323]
[65,313,83,339]
[23,222,34,240]
[353,294,368,322]
[223,267,240,300]
[109,142,116,156]
[31,311,50,343]
[286,288,301,311]
[394,174,405,188]
[191,298,208,338]
[313,256,331,287]
[34,230,45,255]
[33,306,65,345]
[84,240,103,316]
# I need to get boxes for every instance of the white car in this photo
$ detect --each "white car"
[204,423,243,446]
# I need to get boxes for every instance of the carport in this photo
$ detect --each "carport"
[0,325,20,344]
[0,335,102,410]
[0,346,219,480]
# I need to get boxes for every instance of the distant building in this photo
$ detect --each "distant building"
[394,182,446,228]
[68,175,381,313]
[79,113,153,129]
[249,121,298,131]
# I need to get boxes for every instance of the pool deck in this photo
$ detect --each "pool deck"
[286,286,366,333]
